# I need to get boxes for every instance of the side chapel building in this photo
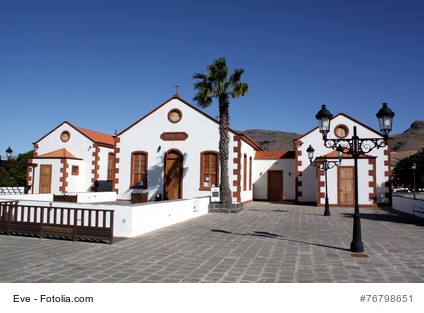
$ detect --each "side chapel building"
[28,94,392,207]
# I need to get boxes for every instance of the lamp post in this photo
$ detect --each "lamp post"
[315,103,395,253]
[412,163,416,200]
[6,147,13,160]
[0,147,13,165]
[1,147,13,184]
[307,144,344,216]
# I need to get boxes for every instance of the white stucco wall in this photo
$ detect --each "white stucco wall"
[114,197,210,237]
[31,159,63,194]
[253,158,296,200]
[297,127,323,202]
[66,159,88,192]
[96,146,113,181]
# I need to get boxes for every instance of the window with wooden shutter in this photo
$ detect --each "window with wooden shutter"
[131,151,148,188]
[107,153,114,180]
[200,151,219,190]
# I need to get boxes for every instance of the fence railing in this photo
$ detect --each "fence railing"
[0,187,25,195]
[0,200,114,244]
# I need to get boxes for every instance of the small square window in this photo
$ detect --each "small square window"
[72,166,79,175]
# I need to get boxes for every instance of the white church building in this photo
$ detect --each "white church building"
[28,94,392,208]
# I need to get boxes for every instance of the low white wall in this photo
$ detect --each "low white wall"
[392,195,424,216]
[115,197,210,237]
[71,192,117,203]
[2,196,210,238]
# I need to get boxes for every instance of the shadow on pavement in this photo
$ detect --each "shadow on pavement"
[211,229,350,252]
[341,206,424,227]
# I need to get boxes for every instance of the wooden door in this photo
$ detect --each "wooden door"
[164,151,183,200]
[268,170,283,201]
[39,165,52,194]
[339,167,354,205]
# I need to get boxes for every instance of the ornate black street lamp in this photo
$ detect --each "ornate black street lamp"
[307,144,344,216]
[5,147,13,160]
[0,147,13,165]
[315,103,395,253]
[0,147,13,186]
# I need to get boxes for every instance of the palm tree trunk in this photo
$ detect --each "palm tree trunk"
[219,95,232,205]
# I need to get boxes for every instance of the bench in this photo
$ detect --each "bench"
[53,194,78,202]
[131,192,148,204]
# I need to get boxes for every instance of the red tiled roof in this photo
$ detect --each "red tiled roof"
[75,126,114,146]
[255,151,295,159]
[324,150,344,158]
[36,148,80,159]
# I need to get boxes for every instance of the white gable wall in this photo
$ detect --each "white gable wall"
[31,123,107,194]
[116,98,226,200]
[35,123,93,157]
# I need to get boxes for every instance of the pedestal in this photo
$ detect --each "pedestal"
[208,202,244,213]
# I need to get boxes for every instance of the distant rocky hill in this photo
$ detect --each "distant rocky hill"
[243,120,424,165]
[391,120,424,164]
[242,129,301,151]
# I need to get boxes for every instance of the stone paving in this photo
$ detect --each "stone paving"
[0,202,423,283]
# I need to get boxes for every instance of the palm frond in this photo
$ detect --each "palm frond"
[229,68,244,86]
[193,95,212,108]
[193,56,248,103]
[231,82,249,98]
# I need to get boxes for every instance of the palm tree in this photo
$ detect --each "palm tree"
[193,57,249,205]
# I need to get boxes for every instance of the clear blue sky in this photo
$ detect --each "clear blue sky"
[1,0,423,155]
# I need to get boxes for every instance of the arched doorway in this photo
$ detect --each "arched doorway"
[164,150,183,200]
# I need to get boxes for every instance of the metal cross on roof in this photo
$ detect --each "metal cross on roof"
[174,84,180,95]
